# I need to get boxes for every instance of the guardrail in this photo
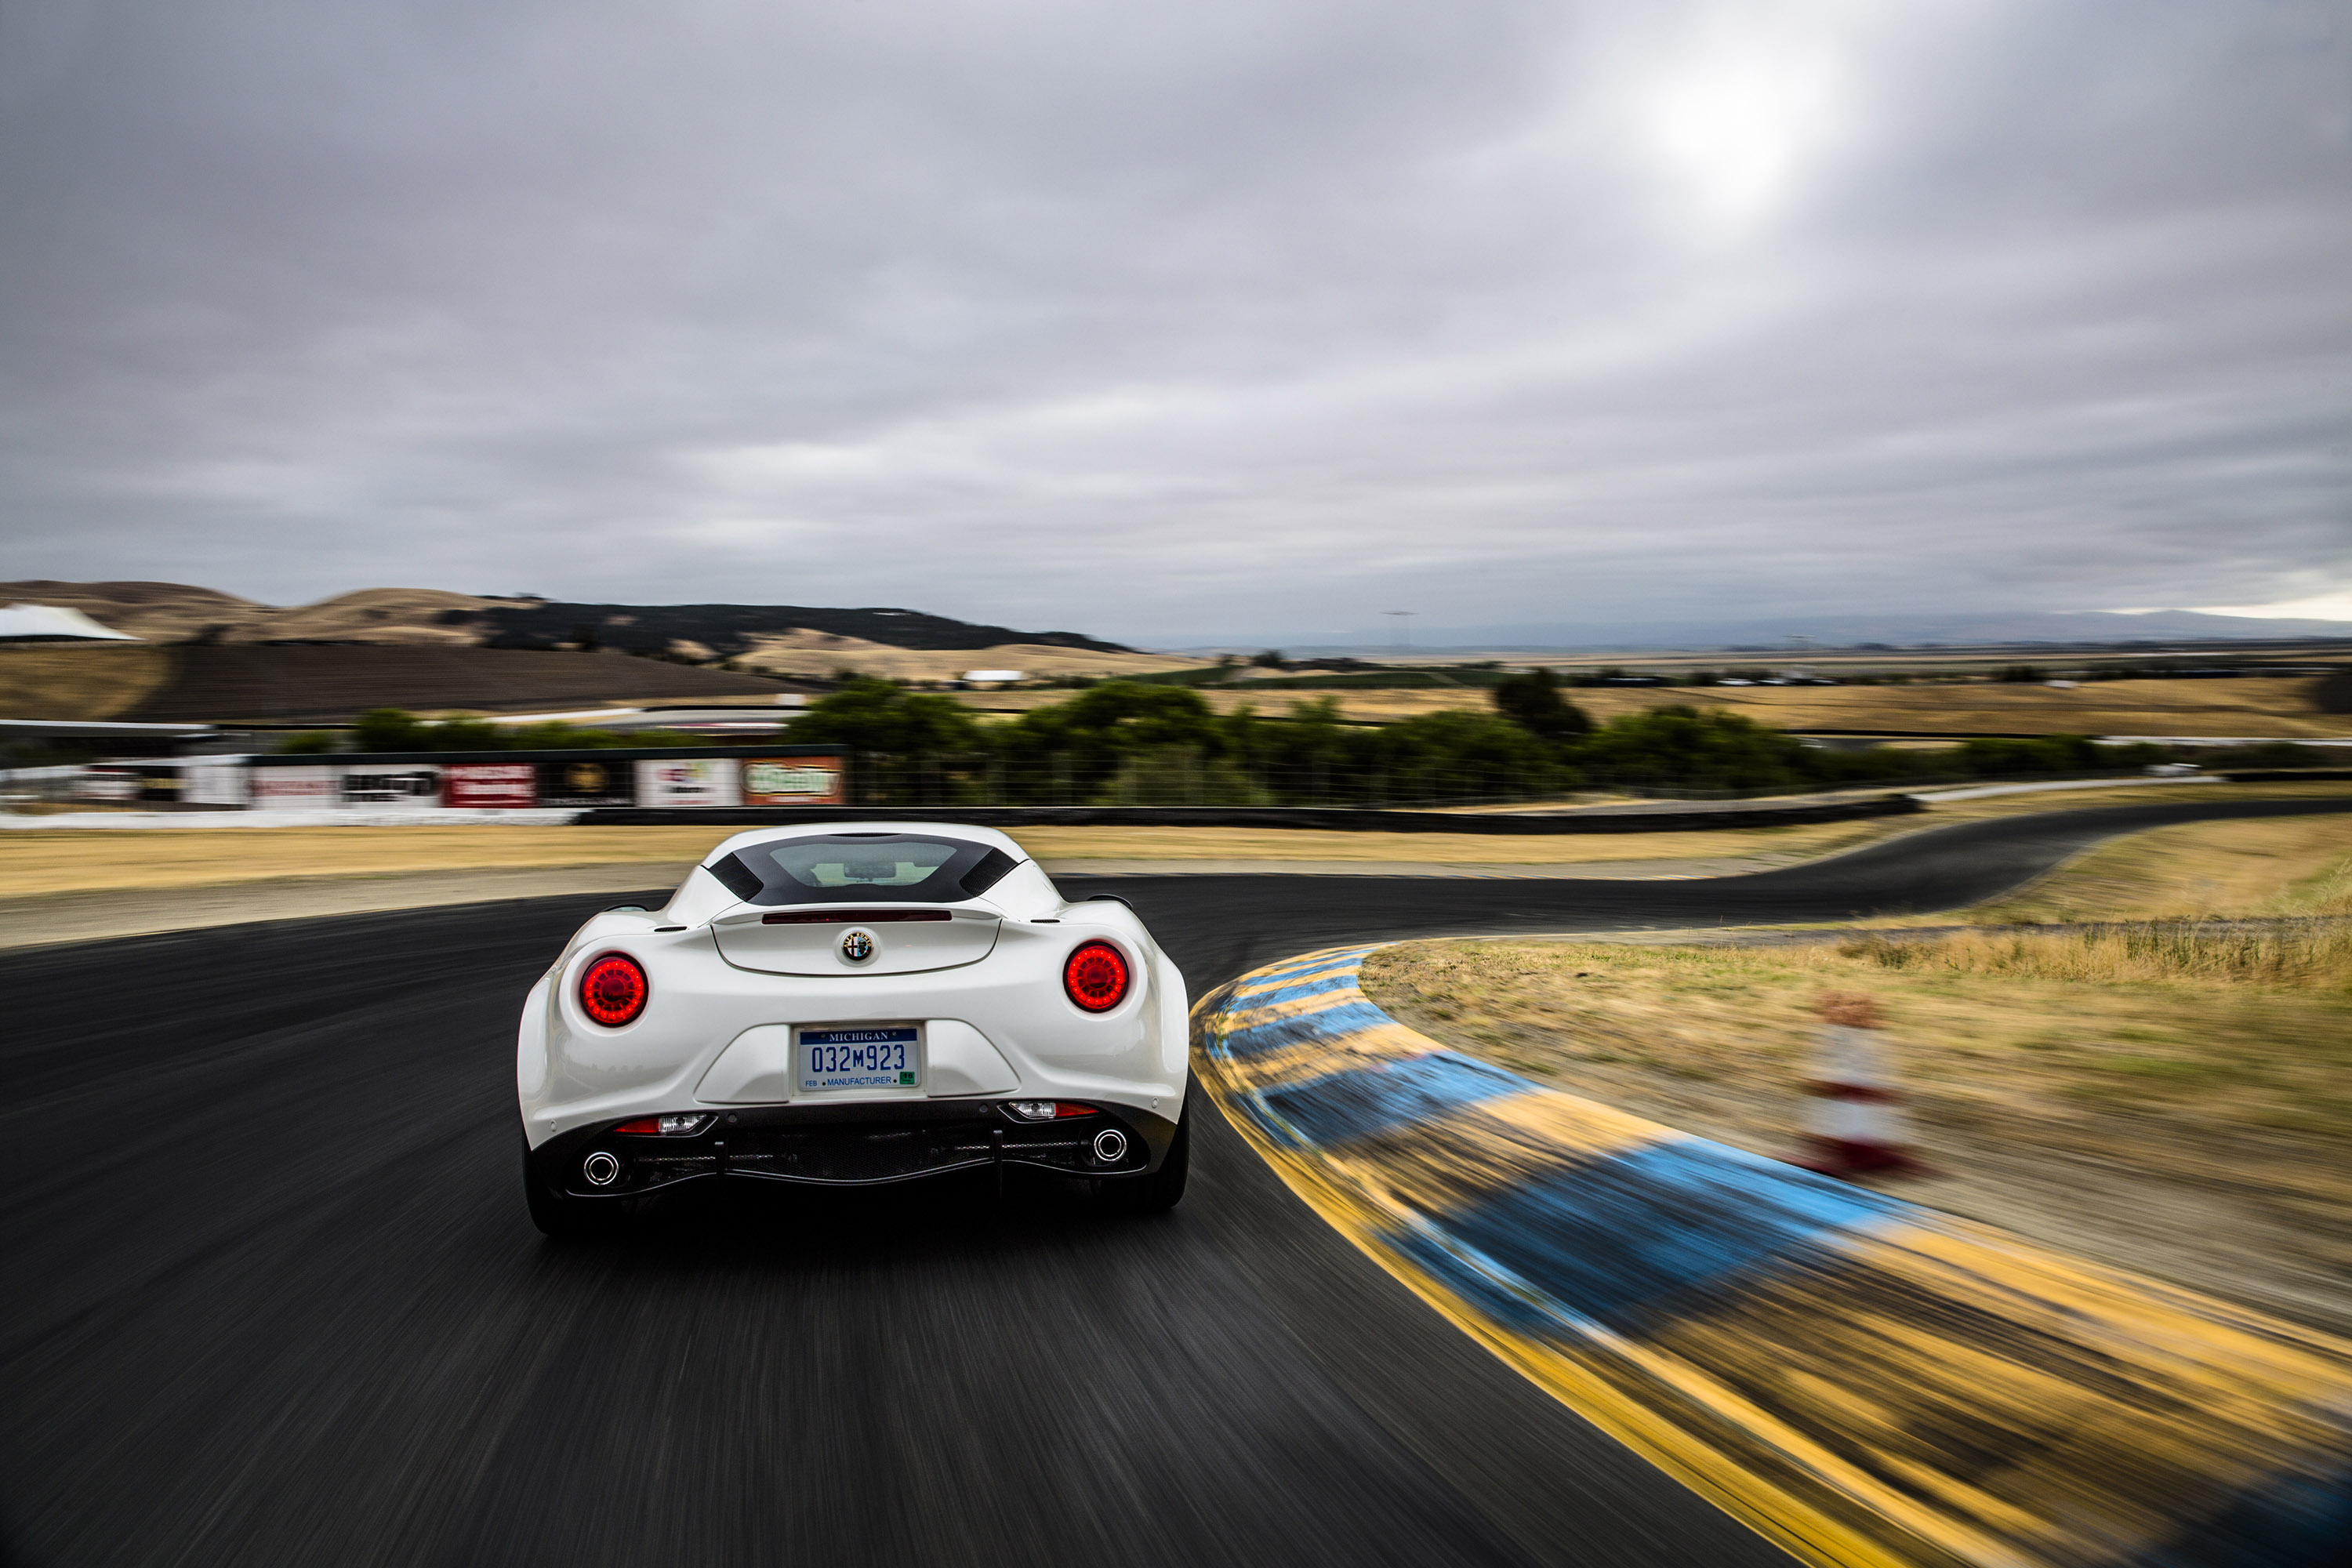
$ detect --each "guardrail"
[1192,946,2352,1568]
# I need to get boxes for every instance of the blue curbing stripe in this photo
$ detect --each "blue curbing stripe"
[1382,1136,1910,1337]
[2132,1465,2352,1568]
[1258,1052,1527,1146]
[1213,998,1398,1058]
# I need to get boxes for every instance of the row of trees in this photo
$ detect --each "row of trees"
[299,672,2321,804]
[282,710,702,753]
[777,673,2180,804]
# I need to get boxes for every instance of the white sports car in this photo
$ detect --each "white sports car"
[517,822,1193,1236]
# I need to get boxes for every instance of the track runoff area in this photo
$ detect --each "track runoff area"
[4,795,2348,1568]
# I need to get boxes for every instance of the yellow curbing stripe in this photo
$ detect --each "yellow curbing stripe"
[1192,947,2352,1568]
[1214,984,1379,1034]
[1211,1018,1437,1095]
[1224,945,1377,1000]
[1198,1050,1931,1568]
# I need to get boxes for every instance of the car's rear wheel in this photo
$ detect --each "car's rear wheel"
[523,1131,617,1239]
[1100,1089,1192,1214]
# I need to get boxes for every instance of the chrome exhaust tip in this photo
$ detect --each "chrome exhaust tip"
[1091,1128,1129,1163]
[581,1150,621,1187]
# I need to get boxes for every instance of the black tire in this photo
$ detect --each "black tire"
[523,1134,615,1239]
[1100,1095,1191,1214]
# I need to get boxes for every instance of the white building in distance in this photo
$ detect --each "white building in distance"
[0,604,140,641]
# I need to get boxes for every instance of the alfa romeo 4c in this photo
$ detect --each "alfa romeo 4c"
[517,822,1192,1235]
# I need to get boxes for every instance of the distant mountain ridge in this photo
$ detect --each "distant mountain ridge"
[471,600,1130,655]
[0,581,1132,655]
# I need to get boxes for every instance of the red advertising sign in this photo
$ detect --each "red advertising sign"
[248,766,338,807]
[445,763,538,809]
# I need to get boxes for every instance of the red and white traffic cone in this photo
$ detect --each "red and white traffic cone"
[1795,993,1923,1178]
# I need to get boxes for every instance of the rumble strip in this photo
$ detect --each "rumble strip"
[1191,945,2352,1568]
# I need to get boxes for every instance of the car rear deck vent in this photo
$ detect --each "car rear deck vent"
[581,1150,620,1187]
[1091,1129,1128,1163]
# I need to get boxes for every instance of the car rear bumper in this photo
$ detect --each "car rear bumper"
[524,1096,1182,1201]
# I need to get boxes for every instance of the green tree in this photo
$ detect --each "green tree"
[1489,668,1592,740]
[783,678,985,754]
[1573,706,1810,790]
[1374,709,1565,801]
[350,708,426,751]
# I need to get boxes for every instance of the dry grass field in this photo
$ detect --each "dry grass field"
[957,674,2346,737]
[732,633,1199,683]
[1364,927,2352,1333]
[1972,811,2352,923]
[0,815,1920,900]
[6,782,2348,900]
[1361,811,2352,1333]
[0,825,742,898]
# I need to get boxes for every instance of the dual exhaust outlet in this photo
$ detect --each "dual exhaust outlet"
[579,1125,1130,1188]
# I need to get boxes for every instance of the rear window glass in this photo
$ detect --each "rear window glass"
[713,834,1018,906]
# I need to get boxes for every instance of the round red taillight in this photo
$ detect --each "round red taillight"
[1063,940,1131,1012]
[579,953,649,1027]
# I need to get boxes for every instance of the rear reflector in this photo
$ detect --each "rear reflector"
[579,953,649,1027]
[1004,1100,1098,1122]
[613,1113,713,1136]
[1063,941,1130,1012]
[761,909,953,924]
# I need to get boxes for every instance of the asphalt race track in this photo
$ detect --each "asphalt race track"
[5,796,2347,1567]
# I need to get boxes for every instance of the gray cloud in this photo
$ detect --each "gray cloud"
[1,0,2346,640]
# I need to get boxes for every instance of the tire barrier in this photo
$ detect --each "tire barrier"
[1192,946,2352,1568]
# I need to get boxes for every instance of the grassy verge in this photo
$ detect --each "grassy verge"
[998,819,1900,865]
[0,816,1911,899]
[1361,924,2352,1334]
[1972,811,2352,922]
[0,826,739,898]
[5,782,2347,899]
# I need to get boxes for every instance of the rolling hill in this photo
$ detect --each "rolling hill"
[0,581,1134,656]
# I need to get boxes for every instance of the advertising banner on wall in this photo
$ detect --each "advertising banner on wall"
[637,757,742,809]
[340,767,443,808]
[535,758,637,809]
[249,766,339,808]
[740,754,844,806]
[71,766,143,804]
[445,763,538,809]
[180,760,251,808]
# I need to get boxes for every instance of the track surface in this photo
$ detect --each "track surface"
[5,797,2345,1567]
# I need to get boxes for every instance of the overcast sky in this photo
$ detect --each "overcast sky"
[1,0,2346,641]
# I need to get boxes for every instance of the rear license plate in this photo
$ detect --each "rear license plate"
[797,1025,921,1092]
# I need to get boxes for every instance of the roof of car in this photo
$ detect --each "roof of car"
[701,820,1027,867]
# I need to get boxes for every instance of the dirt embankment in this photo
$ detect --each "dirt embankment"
[0,644,176,720]
[109,645,801,723]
